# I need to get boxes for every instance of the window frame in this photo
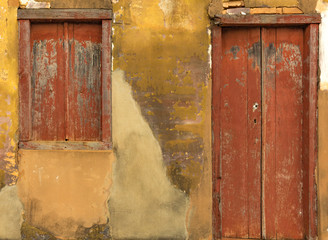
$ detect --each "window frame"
[18,9,112,150]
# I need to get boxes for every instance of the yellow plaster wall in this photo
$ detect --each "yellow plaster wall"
[111,0,212,238]
[0,0,19,187]
[17,150,115,239]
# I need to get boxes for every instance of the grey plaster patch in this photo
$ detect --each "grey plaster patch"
[0,185,23,240]
[109,69,188,239]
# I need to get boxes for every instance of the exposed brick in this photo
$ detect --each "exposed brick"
[276,7,283,14]
[282,7,303,14]
[250,7,278,14]
[226,7,250,15]
[223,1,245,9]
[245,0,299,8]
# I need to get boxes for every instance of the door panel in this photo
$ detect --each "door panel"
[214,26,314,239]
[220,28,261,239]
[262,27,305,239]
[261,27,277,239]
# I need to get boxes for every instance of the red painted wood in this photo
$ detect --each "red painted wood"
[261,27,277,239]
[245,28,262,239]
[275,27,304,239]
[303,24,319,239]
[213,23,319,240]
[214,14,321,27]
[30,23,65,140]
[212,25,222,240]
[67,23,102,141]
[102,20,112,142]
[22,21,109,142]
[220,28,261,239]
[64,22,69,140]
[19,20,31,141]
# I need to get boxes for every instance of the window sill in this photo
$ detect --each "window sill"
[19,141,112,151]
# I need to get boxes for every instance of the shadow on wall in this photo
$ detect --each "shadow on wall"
[109,69,189,239]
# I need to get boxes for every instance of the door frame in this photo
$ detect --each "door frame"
[212,14,321,240]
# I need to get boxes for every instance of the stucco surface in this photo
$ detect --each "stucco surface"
[0,0,19,187]
[109,69,188,239]
[318,90,328,240]
[17,150,115,239]
[112,0,213,238]
[0,185,23,240]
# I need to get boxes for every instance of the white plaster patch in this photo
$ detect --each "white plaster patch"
[207,29,212,69]
[159,0,174,18]
[0,185,23,240]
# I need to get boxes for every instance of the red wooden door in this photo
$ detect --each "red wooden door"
[212,24,318,240]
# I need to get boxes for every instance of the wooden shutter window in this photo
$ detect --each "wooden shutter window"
[18,9,112,150]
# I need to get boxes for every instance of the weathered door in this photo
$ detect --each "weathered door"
[212,18,319,240]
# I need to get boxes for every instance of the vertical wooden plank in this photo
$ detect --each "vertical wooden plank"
[68,23,102,141]
[102,20,112,142]
[275,27,304,239]
[220,28,248,238]
[64,22,69,140]
[261,27,277,239]
[220,28,261,239]
[30,23,65,140]
[19,20,31,141]
[55,23,66,140]
[68,23,74,140]
[212,25,222,240]
[246,28,262,239]
[303,24,319,240]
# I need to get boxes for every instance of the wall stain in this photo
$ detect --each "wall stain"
[21,221,57,240]
[75,223,112,240]
[248,41,261,69]
[230,45,240,60]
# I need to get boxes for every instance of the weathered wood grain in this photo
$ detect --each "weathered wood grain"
[212,25,222,240]
[19,20,31,141]
[17,9,112,20]
[19,141,111,150]
[214,14,321,26]
[102,20,112,143]
[219,27,262,239]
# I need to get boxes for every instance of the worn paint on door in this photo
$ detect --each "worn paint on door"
[212,25,318,239]
[220,28,262,239]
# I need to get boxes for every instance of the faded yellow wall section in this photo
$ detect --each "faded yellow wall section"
[112,0,212,238]
[0,0,19,187]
